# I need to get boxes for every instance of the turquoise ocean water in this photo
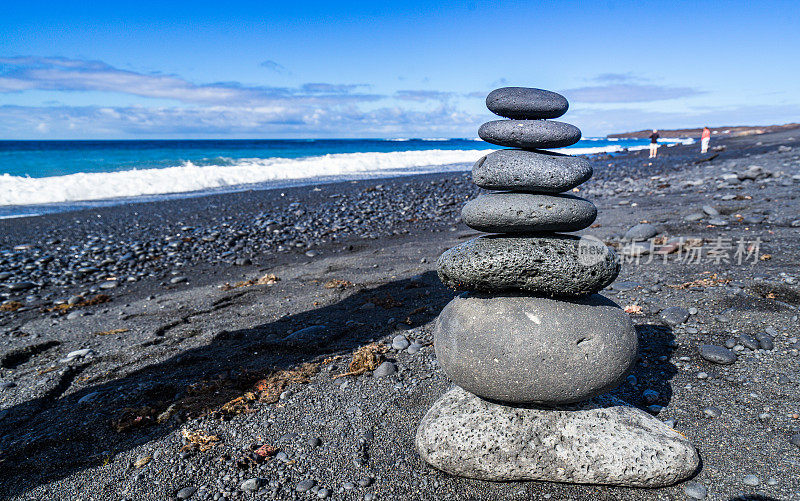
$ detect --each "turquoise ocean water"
[0,137,686,217]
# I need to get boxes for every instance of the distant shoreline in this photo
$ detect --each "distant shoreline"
[608,122,800,139]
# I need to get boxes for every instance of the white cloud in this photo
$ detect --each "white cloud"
[0,103,483,139]
[562,83,705,103]
[0,56,379,105]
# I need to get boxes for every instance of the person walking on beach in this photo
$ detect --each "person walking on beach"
[701,126,711,154]
[649,129,660,158]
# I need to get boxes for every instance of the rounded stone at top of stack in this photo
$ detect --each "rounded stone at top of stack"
[473,149,592,192]
[486,87,569,119]
[479,120,581,149]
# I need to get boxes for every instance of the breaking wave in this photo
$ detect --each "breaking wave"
[0,149,493,206]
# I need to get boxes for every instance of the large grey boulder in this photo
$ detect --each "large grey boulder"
[472,149,592,192]
[434,293,637,404]
[416,387,700,487]
[461,193,597,233]
[486,87,569,119]
[437,234,619,297]
[478,120,581,149]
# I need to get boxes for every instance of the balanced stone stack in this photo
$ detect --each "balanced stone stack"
[416,87,699,487]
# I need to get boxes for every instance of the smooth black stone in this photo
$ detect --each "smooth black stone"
[660,307,690,326]
[624,223,659,242]
[699,345,737,365]
[461,193,597,233]
[738,334,760,350]
[436,234,620,297]
[486,87,569,119]
[472,149,592,192]
[478,120,582,149]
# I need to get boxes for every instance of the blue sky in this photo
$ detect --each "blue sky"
[1,0,798,139]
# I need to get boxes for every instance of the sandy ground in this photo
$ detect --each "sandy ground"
[1,130,800,500]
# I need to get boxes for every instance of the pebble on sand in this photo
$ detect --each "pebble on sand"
[683,482,708,499]
[373,361,397,377]
[296,479,316,492]
[623,223,658,242]
[176,486,197,499]
[742,474,760,487]
[240,478,262,492]
[660,306,690,326]
[699,345,737,365]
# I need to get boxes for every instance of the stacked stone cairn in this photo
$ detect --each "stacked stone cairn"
[416,87,699,487]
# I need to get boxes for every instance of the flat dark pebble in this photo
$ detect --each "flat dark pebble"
[660,306,690,326]
[460,193,597,233]
[478,120,581,149]
[699,344,737,364]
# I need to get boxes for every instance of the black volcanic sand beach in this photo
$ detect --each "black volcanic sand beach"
[2,130,800,500]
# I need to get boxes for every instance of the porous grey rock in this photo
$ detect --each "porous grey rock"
[434,293,637,404]
[478,120,581,149]
[437,234,619,296]
[416,387,700,487]
[461,193,597,233]
[486,87,569,119]
[472,149,592,192]
[624,223,658,242]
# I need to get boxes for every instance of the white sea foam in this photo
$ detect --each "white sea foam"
[0,149,494,207]
[555,137,694,155]
[1,139,695,208]
[661,137,696,145]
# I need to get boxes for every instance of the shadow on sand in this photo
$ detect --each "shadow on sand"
[0,278,683,497]
[0,272,449,497]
